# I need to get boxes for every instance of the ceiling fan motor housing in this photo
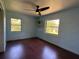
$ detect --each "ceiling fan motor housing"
[36,5,40,12]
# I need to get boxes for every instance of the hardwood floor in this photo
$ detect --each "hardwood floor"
[0,38,79,59]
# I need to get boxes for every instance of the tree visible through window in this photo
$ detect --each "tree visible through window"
[45,19,60,35]
[11,18,21,32]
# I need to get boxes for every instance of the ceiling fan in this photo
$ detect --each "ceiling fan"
[34,5,49,16]
[19,0,50,16]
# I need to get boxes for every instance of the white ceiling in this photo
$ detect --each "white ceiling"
[3,0,79,16]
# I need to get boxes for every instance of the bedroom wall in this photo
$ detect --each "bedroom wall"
[36,7,79,55]
[6,11,36,41]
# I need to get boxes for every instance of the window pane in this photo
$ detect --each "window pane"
[11,18,21,32]
[45,19,60,35]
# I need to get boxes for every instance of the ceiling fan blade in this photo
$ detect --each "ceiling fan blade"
[24,9,35,11]
[39,7,49,11]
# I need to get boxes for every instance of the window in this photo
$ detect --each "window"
[45,19,60,35]
[11,18,21,32]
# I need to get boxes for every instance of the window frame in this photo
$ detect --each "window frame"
[11,18,22,32]
[45,19,60,35]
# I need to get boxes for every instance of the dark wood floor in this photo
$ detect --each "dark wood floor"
[0,38,79,59]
